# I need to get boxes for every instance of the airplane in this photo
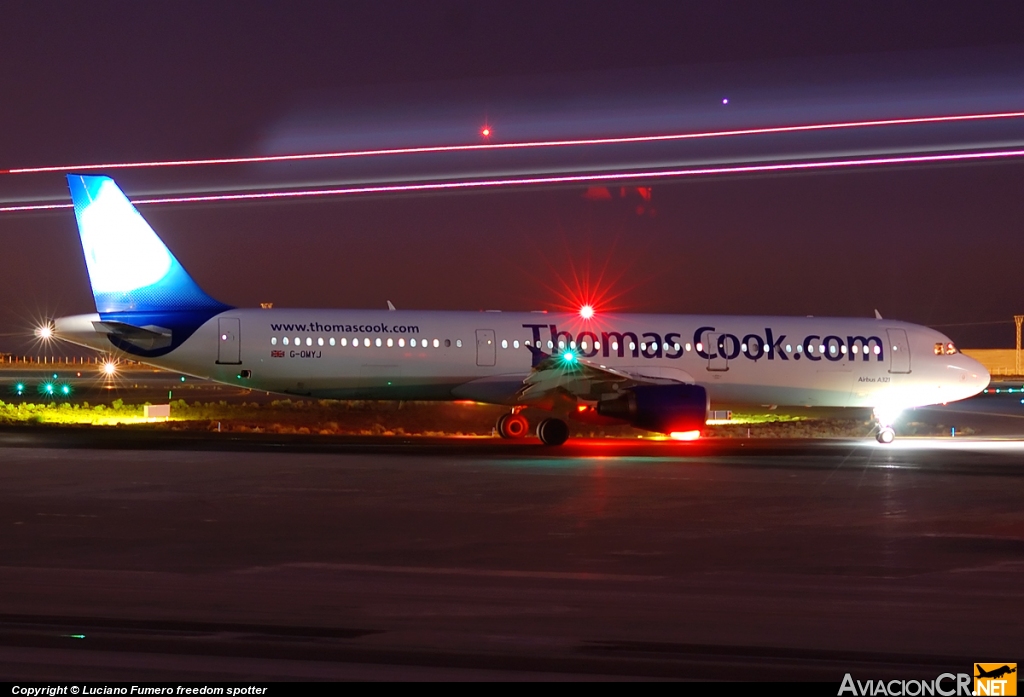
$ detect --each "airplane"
[51,174,989,445]
[976,666,1017,680]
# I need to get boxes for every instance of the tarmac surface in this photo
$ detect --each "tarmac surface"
[0,430,1021,680]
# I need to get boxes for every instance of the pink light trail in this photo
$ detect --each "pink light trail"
[4,110,1024,174]
[3,147,1024,214]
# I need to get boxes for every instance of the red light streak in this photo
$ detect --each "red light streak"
[5,110,1024,174]
[3,147,1024,213]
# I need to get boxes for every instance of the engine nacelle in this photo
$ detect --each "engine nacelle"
[596,384,708,434]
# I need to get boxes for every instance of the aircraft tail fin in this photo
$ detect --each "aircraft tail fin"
[66,174,228,315]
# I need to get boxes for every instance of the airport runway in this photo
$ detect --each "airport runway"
[0,431,1021,680]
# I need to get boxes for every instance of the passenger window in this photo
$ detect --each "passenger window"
[445,339,451,347]
[456,339,463,348]
[271,337,278,346]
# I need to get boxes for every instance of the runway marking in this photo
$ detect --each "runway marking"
[240,562,663,582]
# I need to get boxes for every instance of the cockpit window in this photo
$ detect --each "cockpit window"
[934,343,943,355]
[945,342,958,355]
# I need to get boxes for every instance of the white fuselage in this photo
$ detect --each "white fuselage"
[55,309,990,413]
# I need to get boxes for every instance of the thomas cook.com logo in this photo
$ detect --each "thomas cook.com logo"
[838,664,1016,696]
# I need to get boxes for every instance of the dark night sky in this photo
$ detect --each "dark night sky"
[3,1,1024,353]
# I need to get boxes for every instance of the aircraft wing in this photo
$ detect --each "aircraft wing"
[515,345,689,405]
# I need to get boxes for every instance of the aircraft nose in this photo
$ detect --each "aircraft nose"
[953,354,990,395]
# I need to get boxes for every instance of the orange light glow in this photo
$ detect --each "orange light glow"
[669,430,701,441]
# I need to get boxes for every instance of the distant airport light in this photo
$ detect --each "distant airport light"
[102,361,117,376]
[7,147,1024,213]
[7,109,1024,175]
[61,384,72,396]
[722,98,729,105]
[579,304,595,320]
[670,430,701,441]
[15,383,24,394]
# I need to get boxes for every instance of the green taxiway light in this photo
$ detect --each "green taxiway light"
[180,376,186,382]
[61,385,71,395]
[63,634,86,639]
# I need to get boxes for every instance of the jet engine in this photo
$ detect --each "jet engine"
[596,384,709,434]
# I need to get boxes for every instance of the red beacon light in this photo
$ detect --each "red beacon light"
[480,126,491,138]
[579,304,595,320]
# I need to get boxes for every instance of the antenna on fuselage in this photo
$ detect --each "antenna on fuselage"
[874,309,883,319]
[387,301,396,311]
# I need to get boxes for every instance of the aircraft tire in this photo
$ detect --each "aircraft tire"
[876,427,895,444]
[497,413,529,439]
[537,418,569,446]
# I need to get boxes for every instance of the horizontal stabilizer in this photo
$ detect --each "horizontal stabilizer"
[92,320,173,350]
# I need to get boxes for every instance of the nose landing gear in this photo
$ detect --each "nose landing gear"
[872,406,901,444]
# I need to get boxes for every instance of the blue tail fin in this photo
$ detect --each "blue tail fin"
[67,174,228,314]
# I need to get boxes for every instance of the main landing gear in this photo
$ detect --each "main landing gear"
[536,418,569,446]
[496,411,530,439]
[496,412,570,445]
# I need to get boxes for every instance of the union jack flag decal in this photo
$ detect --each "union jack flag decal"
[271,350,285,358]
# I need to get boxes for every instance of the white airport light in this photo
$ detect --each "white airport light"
[102,361,117,376]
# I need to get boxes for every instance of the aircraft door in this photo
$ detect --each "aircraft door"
[705,332,729,371]
[886,328,911,374]
[476,329,496,367]
[217,318,241,365]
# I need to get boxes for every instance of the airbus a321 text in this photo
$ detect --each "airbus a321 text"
[51,175,989,445]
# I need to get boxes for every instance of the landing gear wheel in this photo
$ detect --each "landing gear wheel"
[497,413,529,439]
[537,418,569,446]
[876,427,895,444]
